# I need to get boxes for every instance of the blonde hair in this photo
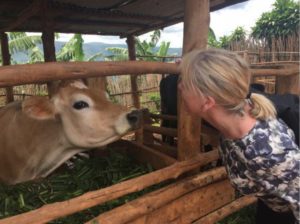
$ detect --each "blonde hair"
[180,48,276,119]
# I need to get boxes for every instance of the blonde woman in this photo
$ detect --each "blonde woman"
[178,48,299,224]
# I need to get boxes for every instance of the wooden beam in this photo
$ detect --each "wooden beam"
[0,150,219,224]
[193,195,257,224]
[87,167,228,224]
[177,0,210,161]
[0,32,14,103]
[0,61,179,87]
[55,18,147,29]
[144,124,178,137]
[125,141,176,169]
[251,67,299,76]
[129,180,235,224]
[0,0,41,32]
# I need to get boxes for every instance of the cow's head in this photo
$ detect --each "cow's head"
[22,80,141,148]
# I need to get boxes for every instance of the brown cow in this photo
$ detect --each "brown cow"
[0,80,141,185]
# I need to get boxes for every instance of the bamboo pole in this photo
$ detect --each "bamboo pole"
[87,167,227,224]
[193,195,257,224]
[0,32,14,103]
[0,150,219,224]
[0,61,179,87]
[177,0,209,161]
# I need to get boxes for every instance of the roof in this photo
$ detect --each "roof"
[0,0,248,38]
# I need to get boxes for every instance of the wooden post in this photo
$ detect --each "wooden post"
[42,30,57,96]
[127,35,142,142]
[0,32,14,103]
[177,0,209,160]
[127,35,140,108]
[258,48,264,63]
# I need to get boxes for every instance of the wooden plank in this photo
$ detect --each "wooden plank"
[148,141,177,158]
[0,61,179,87]
[129,179,235,224]
[126,141,176,169]
[0,32,14,103]
[193,195,257,224]
[87,167,228,224]
[177,0,210,161]
[0,149,219,224]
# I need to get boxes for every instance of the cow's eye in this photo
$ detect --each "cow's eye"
[73,101,89,110]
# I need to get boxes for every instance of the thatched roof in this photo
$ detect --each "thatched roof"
[0,0,247,37]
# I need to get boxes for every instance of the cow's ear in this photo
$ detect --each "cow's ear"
[22,96,56,120]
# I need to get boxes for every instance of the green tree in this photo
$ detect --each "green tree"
[251,0,299,40]
[105,30,172,62]
[56,34,84,61]
[0,32,42,64]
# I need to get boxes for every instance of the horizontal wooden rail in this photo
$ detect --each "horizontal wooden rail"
[193,195,257,224]
[0,61,179,87]
[150,113,177,121]
[144,124,178,137]
[0,150,219,224]
[251,67,299,76]
[87,167,228,224]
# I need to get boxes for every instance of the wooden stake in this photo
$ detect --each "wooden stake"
[0,32,14,103]
[178,0,210,160]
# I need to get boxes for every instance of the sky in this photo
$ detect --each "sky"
[57,0,276,48]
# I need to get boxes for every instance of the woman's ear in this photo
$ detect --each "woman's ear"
[201,96,216,112]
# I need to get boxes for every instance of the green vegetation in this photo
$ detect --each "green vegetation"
[0,150,155,223]
[251,0,299,41]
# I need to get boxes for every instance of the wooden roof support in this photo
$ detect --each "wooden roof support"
[0,32,14,103]
[177,0,210,161]
[42,30,57,97]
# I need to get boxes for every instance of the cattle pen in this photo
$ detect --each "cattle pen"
[0,0,299,224]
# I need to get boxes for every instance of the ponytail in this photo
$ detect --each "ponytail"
[249,93,277,119]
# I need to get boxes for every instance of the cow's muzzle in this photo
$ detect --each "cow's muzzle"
[126,110,142,129]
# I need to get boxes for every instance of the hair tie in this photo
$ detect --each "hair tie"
[246,91,252,99]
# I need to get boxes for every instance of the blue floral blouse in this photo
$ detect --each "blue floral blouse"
[219,118,300,221]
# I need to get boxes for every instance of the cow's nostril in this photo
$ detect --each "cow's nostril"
[126,110,140,126]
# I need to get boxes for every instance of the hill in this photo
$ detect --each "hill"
[12,42,182,63]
